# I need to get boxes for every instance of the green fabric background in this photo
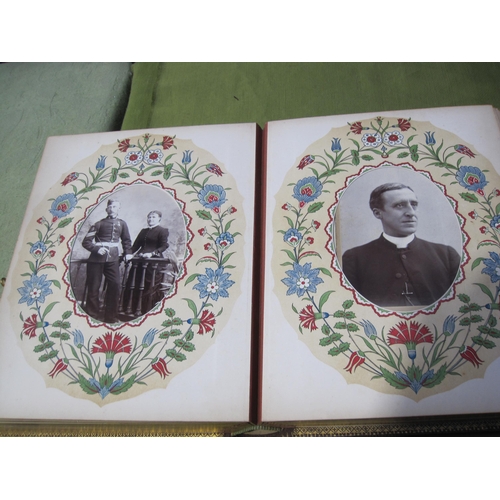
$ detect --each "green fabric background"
[122,62,500,130]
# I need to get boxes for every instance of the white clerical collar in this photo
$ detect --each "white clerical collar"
[383,233,415,248]
[147,223,160,229]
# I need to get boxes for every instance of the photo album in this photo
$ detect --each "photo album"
[2,105,500,434]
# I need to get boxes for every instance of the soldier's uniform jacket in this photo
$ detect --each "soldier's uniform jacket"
[82,216,132,262]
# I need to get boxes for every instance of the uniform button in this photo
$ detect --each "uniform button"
[401,254,407,260]
[395,273,402,278]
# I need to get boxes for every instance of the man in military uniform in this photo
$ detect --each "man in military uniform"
[82,199,132,323]
[342,183,461,308]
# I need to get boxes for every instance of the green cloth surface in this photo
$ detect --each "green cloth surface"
[122,62,500,130]
[0,62,132,295]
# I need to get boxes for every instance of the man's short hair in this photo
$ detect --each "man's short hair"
[369,183,414,210]
[148,210,162,219]
[107,199,120,207]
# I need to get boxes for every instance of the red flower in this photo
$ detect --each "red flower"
[204,243,211,251]
[92,332,132,368]
[152,358,171,378]
[118,139,131,152]
[52,216,58,223]
[230,206,237,214]
[312,220,320,230]
[345,351,365,373]
[198,228,206,236]
[477,189,484,196]
[460,346,483,368]
[480,226,487,234]
[282,203,290,211]
[299,201,305,208]
[388,321,433,346]
[468,211,477,219]
[22,314,38,339]
[37,217,44,224]
[297,155,315,170]
[306,237,314,245]
[207,163,224,176]
[454,144,475,158]
[349,121,363,134]
[397,118,411,131]
[299,305,322,331]
[162,136,174,150]
[496,189,500,196]
[48,359,68,378]
[190,309,216,334]
[49,250,56,258]
[61,172,78,186]
[58,235,65,244]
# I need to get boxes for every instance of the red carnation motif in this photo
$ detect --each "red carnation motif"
[118,139,131,152]
[92,332,132,368]
[152,357,171,378]
[299,305,321,331]
[349,121,363,134]
[48,359,68,378]
[460,346,483,368]
[61,172,78,186]
[397,118,411,131]
[296,155,315,170]
[388,321,433,360]
[162,136,174,150]
[22,314,38,339]
[190,309,216,335]
[345,351,365,373]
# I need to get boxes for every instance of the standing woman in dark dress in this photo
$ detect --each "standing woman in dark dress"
[124,210,170,317]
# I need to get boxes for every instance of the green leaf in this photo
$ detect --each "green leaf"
[111,375,137,395]
[118,173,130,178]
[397,152,410,158]
[328,342,350,356]
[307,202,324,214]
[174,339,196,352]
[166,349,187,362]
[62,311,72,320]
[471,257,484,271]
[380,367,408,390]
[318,267,332,277]
[151,170,163,176]
[196,210,212,220]
[346,323,359,332]
[184,298,198,316]
[57,218,73,229]
[33,341,55,352]
[319,290,334,310]
[474,282,495,302]
[333,322,347,329]
[185,273,200,285]
[110,168,118,183]
[460,192,479,203]
[78,374,99,395]
[342,300,354,309]
[458,294,470,303]
[42,302,59,321]
[38,350,58,362]
[423,364,447,389]
[51,280,61,290]
[472,336,496,349]
[321,324,330,335]
[361,155,374,161]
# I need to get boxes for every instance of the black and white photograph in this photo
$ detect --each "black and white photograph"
[337,167,462,309]
[70,184,187,323]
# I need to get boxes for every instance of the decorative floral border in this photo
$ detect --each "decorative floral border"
[276,116,500,397]
[16,133,243,402]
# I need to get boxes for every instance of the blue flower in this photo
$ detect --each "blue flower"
[30,241,47,258]
[395,369,435,394]
[443,315,457,336]
[72,329,85,348]
[18,274,53,306]
[281,262,324,297]
[193,267,235,301]
[360,319,377,340]
[182,150,193,164]
[331,138,342,152]
[89,377,124,399]
[283,228,302,247]
[49,193,78,218]
[456,166,488,192]
[142,328,158,347]
[95,155,107,170]
[491,215,500,230]
[293,177,323,204]
[216,232,234,249]
[198,184,227,212]
[424,131,436,145]
[481,252,500,283]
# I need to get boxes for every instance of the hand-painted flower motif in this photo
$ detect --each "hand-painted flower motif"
[198,184,227,212]
[481,252,500,283]
[424,131,436,145]
[30,241,46,257]
[293,177,323,204]
[455,144,476,158]
[394,369,435,394]
[48,359,68,378]
[383,130,404,146]
[49,193,78,218]
[193,267,235,301]
[306,237,314,245]
[216,232,234,249]
[361,133,382,148]
[387,321,433,360]
[37,217,45,224]
[144,149,163,164]
[188,309,216,334]
[360,319,377,340]
[162,136,174,150]
[345,351,365,373]
[91,332,132,368]
[331,138,342,152]
[22,314,47,339]
[229,206,237,214]
[198,228,206,236]
[312,220,320,230]
[18,274,53,306]
[282,203,291,211]
[182,150,193,164]
[58,235,65,244]
[152,357,171,378]
[204,243,211,251]
[284,228,302,247]
[468,211,477,219]
[460,346,483,368]
[480,226,487,234]
[88,377,124,399]
[455,166,488,192]
[95,155,107,170]
[141,328,158,347]
[206,163,224,176]
[299,304,329,331]
[443,315,457,336]
[349,121,363,134]
[490,215,500,230]
[72,329,84,348]
[496,189,500,196]
[125,150,143,166]
[296,155,315,170]
[118,139,131,152]
[52,216,58,223]
[397,118,411,131]
[61,172,79,186]
[281,262,324,297]
[49,250,55,258]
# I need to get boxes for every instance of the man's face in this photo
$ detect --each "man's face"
[106,202,120,217]
[373,188,418,237]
